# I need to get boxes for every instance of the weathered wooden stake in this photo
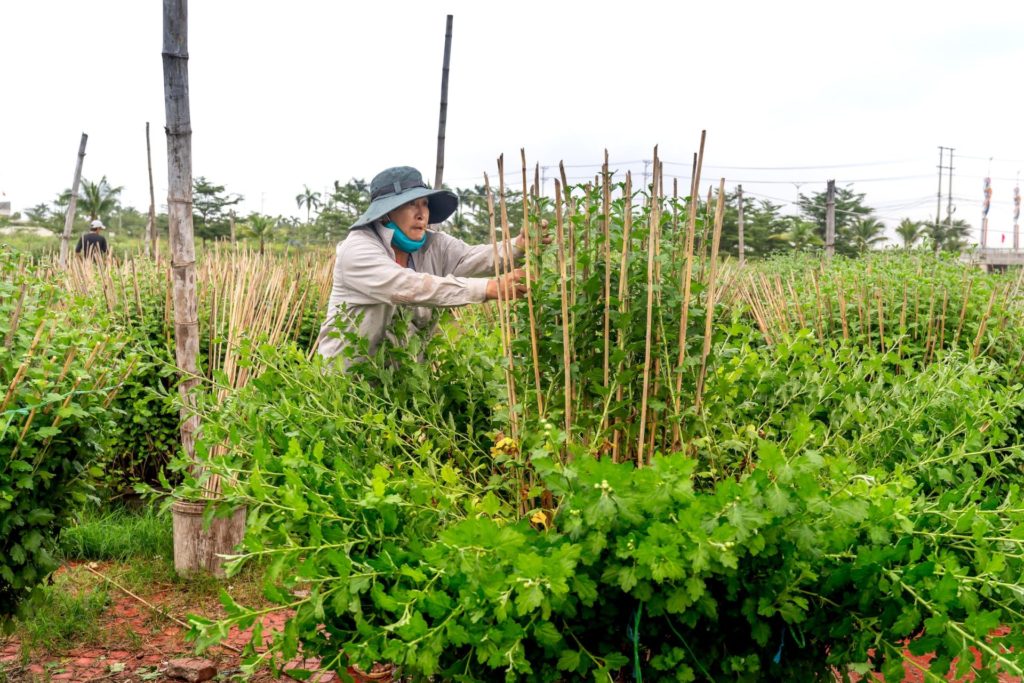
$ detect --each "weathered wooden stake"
[146,122,158,260]
[434,15,453,189]
[164,0,243,577]
[59,133,88,268]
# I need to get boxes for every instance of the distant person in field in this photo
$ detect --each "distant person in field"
[317,165,532,363]
[75,219,109,257]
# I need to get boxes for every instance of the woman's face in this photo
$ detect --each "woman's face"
[388,197,430,241]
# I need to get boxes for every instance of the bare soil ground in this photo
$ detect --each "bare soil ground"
[0,562,388,683]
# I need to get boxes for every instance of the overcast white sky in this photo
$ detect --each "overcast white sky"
[3,0,1023,244]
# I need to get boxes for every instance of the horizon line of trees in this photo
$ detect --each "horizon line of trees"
[9,176,973,256]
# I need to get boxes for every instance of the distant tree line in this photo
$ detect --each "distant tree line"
[14,176,972,256]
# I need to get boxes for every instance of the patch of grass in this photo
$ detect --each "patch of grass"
[58,505,172,562]
[15,568,110,654]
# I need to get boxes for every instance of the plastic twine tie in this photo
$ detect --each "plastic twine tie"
[773,627,786,664]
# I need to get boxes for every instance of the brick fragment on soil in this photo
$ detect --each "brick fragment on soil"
[166,657,218,682]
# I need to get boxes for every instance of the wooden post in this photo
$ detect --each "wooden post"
[229,211,236,244]
[433,14,453,189]
[825,179,836,258]
[163,0,243,577]
[736,184,745,265]
[146,122,158,260]
[59,133,88,268]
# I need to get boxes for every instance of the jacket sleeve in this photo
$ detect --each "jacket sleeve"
[433,231,525,278]
[339,237,490,307]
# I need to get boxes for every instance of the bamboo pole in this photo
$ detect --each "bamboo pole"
[972,287,998,358]
[521,149,544,418]
[485,172,518,441]
[434,15,453,189]
[558,163,576,309]
[164,0,244,577]
[59,133,88,268]
[602,150,612,395]
[694,179,726,413]
[554,179,572,453]
[837,281,850,341]
[673,131,705,403]
[637,152,660,467]
[953,278,973,349]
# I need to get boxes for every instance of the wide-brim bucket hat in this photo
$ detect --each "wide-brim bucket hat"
[351,166,458,228]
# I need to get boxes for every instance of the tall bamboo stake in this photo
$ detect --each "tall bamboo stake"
[637,152,660,467]
[146,122,158,260]
[673,131,705,404]
[484,172,518,440]
[972,287,998,358]
[521,149,544,418]
[612,172,634,462]
[602,150,612,395]
[954,278,973,348]
[558,163,576,303]
[937,287,949,357]
[59,133,88,268]
[434,15,453,188]
[554,180,572,452]
[694,179,726,412]
[495,156,522,420]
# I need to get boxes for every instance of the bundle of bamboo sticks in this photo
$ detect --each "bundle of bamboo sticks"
[483,136,741,467]
[737,255,1024,368]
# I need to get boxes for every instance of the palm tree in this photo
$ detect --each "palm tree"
[894,218,923,249]
[295,186,321,224]
[73,176,123,221]
[926,217,973,253]
[777,218,823,251]
[245,213,276,254]
[846,217,887,255]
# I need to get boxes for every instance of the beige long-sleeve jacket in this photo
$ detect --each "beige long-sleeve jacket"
[316,220,523,361]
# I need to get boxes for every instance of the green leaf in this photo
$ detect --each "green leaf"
[557,649,581,672]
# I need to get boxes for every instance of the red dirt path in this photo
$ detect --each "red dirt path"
[0,562,386,683]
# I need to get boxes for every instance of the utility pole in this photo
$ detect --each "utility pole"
[946,148,955,241]
[825,179,836,258]
[736,184,745,265]
[935,146,944,253]
[434,14,453,189]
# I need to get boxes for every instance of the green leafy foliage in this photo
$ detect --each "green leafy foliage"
[0,248,127,631]
[171,182,1024,681]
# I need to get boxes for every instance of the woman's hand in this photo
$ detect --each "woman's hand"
[514,219,551,251]
[486,268,528,300]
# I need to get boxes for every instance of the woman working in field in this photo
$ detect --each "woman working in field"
[316,165,531,363]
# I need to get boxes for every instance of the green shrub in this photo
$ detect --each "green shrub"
[0,248,128,631]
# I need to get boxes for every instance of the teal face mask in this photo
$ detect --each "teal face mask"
[387,221,427,253]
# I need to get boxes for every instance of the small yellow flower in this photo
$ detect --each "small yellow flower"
[530,510,550,530]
